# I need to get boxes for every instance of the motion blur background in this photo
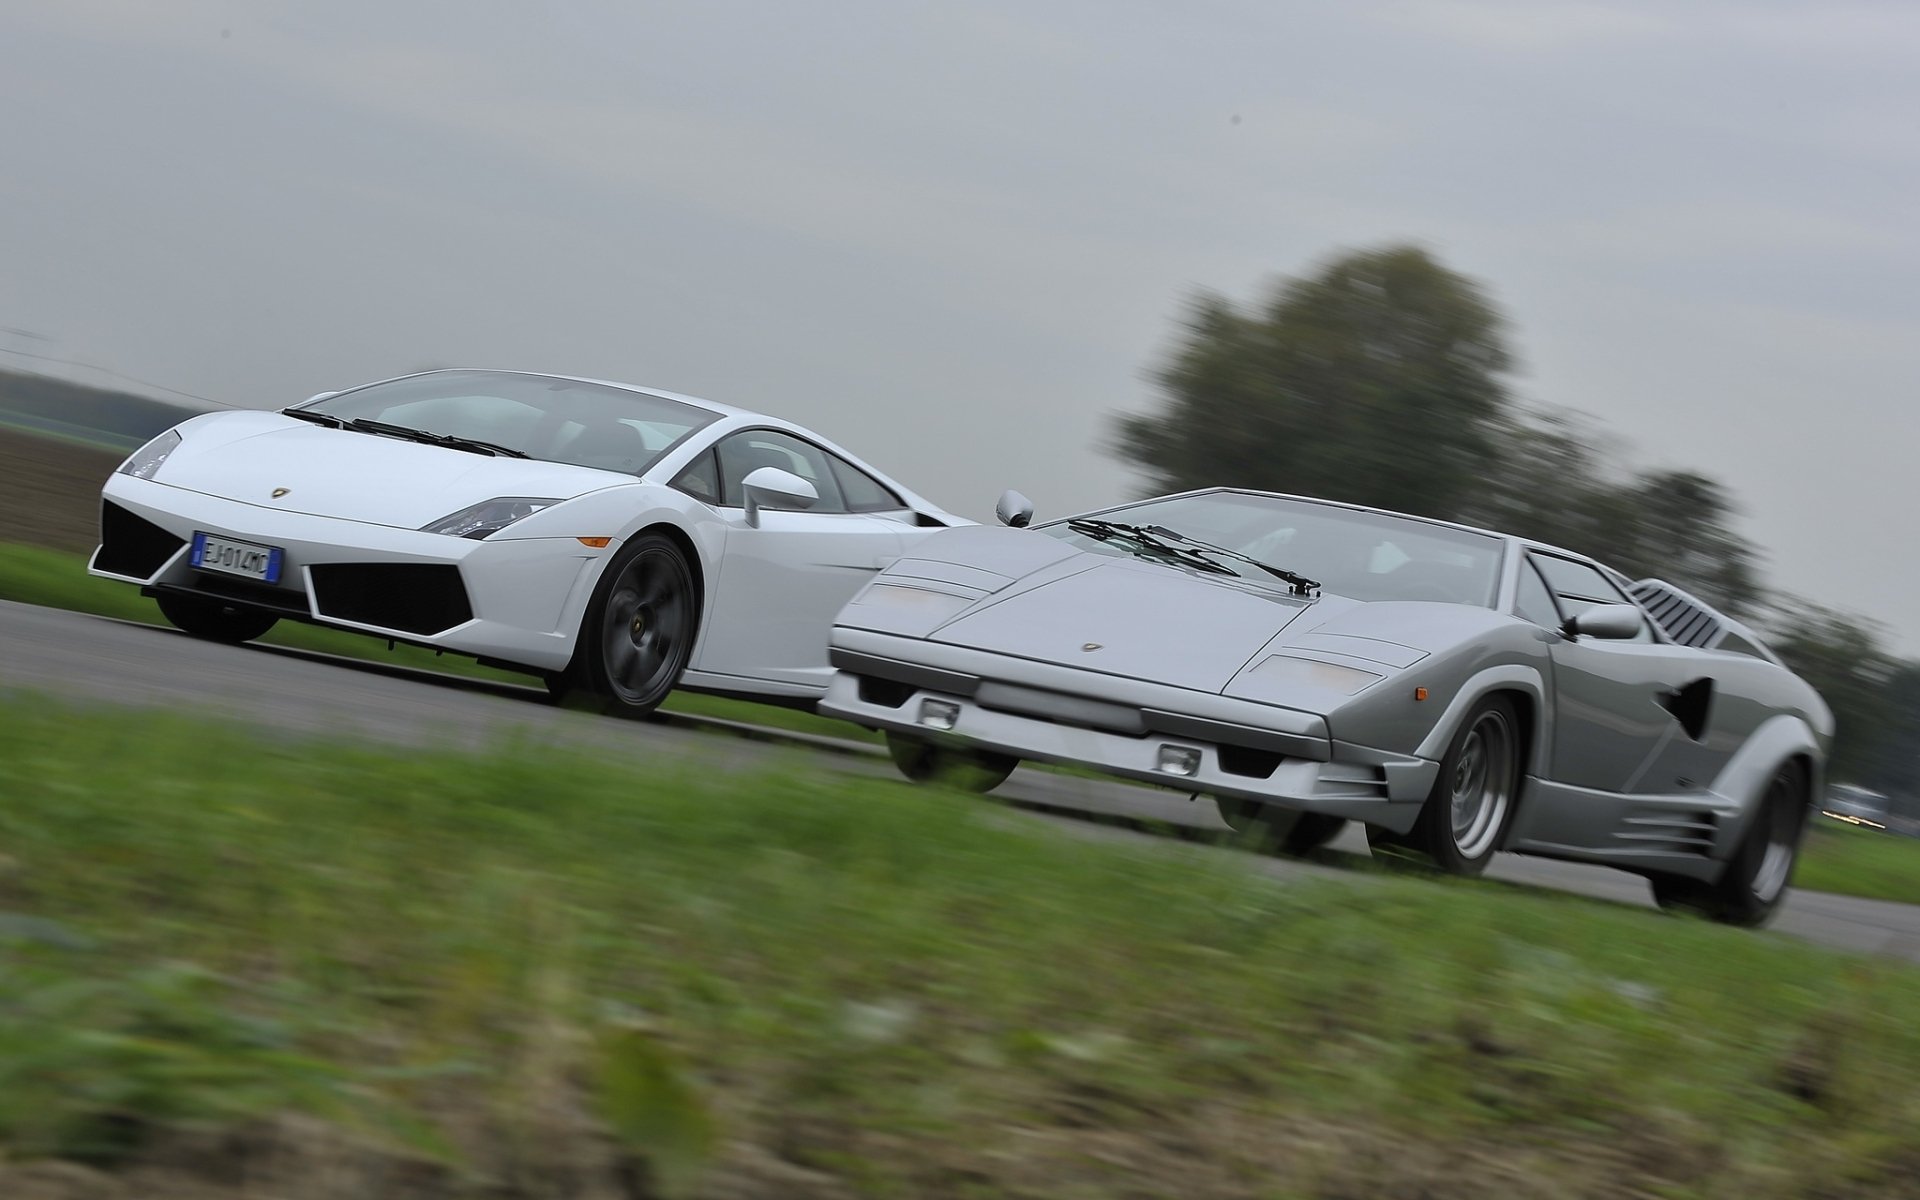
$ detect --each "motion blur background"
[5,0,1917,802]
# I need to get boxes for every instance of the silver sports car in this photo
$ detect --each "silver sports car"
[820,488,1832,927]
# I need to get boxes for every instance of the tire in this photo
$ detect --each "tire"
[1216,800,1347,855]
[885,732,1017,793]
[1371,695,1520,876]
[1651,761,1806,928]
[155,593,279,644]
[565,533,697,717]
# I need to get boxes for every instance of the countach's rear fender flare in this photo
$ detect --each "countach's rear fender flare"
[1413,665,1552,779]
[1709,714,1824,858]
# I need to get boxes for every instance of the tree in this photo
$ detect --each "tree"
[1767,602,1898,783]
[1114,245,1515,522]
[1460,409,1760,615]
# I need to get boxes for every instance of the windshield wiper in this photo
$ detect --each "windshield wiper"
[281,408,345,428]
[1142,524,1321,596]
[1066,518,1239,578]
[344,418,529,458]
[1067,518,1320,596]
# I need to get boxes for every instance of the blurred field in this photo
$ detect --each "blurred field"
[0,425,121,555]
[2,697,1919,1199]
[1797,819,1920,906]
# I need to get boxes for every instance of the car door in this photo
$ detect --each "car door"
[1527,553,1731,795]
[681,429,906,689]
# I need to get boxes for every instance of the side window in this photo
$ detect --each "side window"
[1531,554,1654,642]
[670,447,720,506]
[1514,559,1563,629]
[829,455,905,513]
[714,430,848,513]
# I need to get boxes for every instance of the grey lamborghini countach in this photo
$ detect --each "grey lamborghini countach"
[820,488,1831,927]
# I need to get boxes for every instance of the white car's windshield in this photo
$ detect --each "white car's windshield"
[1042,491,1505,607]
[296,370,720,476]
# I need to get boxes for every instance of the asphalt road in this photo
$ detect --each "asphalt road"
[6,599,1920,964]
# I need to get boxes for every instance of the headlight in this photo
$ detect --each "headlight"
[117,430,182,480]
[839,580,979,635]
[1245,655,1384,696]
[420,497,561,539]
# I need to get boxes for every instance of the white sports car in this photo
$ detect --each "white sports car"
[91,369,962,713]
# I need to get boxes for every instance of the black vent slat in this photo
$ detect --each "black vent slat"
[1631,579,1722,648]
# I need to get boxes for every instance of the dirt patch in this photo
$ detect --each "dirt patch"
[0,427,120,555]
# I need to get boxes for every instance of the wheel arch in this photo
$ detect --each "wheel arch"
[1413,664,1551,777]
[1708,713,1827,857]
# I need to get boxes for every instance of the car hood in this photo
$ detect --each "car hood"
[157,411,625,528]
[929,557,1322,692]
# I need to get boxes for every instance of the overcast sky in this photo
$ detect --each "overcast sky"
[3,1,1916,649]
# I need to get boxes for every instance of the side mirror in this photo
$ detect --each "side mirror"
[305,391,339,405]
[995,489,1034,528]
[1567,604,1645,640]
[741,465,818,527]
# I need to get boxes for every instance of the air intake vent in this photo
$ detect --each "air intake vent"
[94,501,186,579]
[1629,579,1724,649]
[310,563,473,635]
[1615,809,1719,855]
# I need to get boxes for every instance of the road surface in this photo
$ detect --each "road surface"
[5,600,1918,963]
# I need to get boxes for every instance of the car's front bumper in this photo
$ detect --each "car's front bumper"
[90,474,609,672]
[821,628,1439,832]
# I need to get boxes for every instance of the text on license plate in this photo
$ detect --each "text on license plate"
[190,532,284,583]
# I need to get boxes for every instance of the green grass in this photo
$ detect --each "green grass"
[4,699,1920,1197]
[0,540,877,744]
[1796,818,1920,906]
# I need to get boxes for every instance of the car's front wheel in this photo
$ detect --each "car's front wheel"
[885,732,1018,793]
[1370,695,1520,876]
[1650,761,1806,927]
[155,594,279,644]
[565,533,696,717]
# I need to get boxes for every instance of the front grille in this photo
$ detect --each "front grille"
[1217,745,1284,779]
[855,675,916,708]
[309,563,472,635]
[94,501,185,579]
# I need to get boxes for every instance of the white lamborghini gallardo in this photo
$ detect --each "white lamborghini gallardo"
[92,369,961,714]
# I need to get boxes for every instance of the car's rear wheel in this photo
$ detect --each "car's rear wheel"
[155,593,279,644]
[567,533,696,717]
[1370,695,1519,876]
[885,732,1018,793]
[1216,800,1348,855]
[1651,761,1806,928]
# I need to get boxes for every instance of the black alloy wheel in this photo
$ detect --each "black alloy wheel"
[571,533,696,716]
[155,593,280,644]
[1651,761,1806,928]
[884,732,1018,793]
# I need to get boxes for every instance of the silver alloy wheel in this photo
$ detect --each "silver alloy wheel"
[1750,771,1799,904]
[600,546,689,704]
[1449,709,1515,860]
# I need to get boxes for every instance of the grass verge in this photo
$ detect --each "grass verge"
[3,698,1920,1198]
[1795,818,1920,906]
[0,540,877,744]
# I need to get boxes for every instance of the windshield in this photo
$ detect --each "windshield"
[1041,492,1505,606]
[295,371,720,476]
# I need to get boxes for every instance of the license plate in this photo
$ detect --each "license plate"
[190,532,284,584]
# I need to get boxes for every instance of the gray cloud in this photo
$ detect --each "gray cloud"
[3,0,1916,648]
